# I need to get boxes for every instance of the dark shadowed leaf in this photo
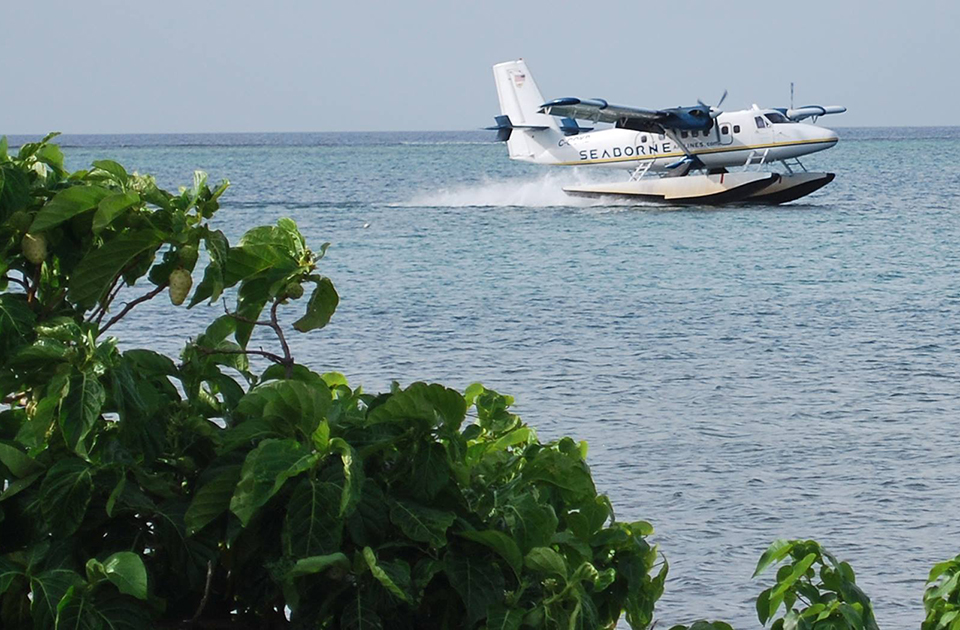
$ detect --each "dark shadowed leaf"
[185,466,242,535]
[93,191,140,234]
[443,551,505,626]
[29,568,83,629]
[486,606,524,630]
[230,439,317,526]
[459,530,523,575]
[389,499,456,547]
[60,371,105,457]
[68,230,160,309]
[293,277,338,332]
[283,477,342,556]
[39,458,93,537]
[341,592,383,630]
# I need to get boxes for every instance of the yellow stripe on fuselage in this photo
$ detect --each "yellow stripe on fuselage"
[554,137,836,166]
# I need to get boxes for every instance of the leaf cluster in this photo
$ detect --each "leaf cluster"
[923,554,960,630]
[753,539,879,630]
[1,137,666,629]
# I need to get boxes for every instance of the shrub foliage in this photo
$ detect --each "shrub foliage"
[0,135,667,629]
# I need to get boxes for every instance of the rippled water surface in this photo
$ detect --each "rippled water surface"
[17,128,960,628]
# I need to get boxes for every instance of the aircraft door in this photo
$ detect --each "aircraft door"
[752,114,774,145]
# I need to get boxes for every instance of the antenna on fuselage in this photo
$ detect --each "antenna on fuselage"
[790,82,794,110]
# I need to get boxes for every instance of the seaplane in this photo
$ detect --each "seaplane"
[490,59,846,205]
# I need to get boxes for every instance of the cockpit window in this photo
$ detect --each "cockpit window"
[754,116,768,129]
[764,112,790,124]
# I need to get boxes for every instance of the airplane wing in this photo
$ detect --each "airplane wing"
[538,98,661,125]
[539,97,713,133]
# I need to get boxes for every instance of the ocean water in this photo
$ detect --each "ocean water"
[11,128,960,628]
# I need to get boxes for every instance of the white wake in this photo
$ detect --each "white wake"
[401,172,629,208]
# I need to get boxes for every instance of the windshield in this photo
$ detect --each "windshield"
[764,112,791,124]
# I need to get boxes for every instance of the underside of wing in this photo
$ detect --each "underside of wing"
[539,97,714,133]
[539,98,661,125]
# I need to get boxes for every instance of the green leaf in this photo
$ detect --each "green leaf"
[0,442,44,478]
[525,547,567,578]
[389,499,456,547]
[102,552,148,600]
[443,551,505,626]
[0,471,42,502]
[503,492,559,554]
[60,371,106,457]
[755,539,796,577]
[283,477,342,556]
[367,382,467,431]
[407,441,450,500]
[185,466,242,535]
[287,553,350,579]
[68,230,160,309]
[39,458,93,537]
[93,191,140,234]
[293,277,339,332]
[341,592,383,630]
[772,553,818,598]
[329,437,363,517]
[30,185,112,232]
[92,160,129,184]
[0,293,36,352]
[29,568,83,629]
[486,606,524,630]
[229,439,317,526]
[363,547,412,603]
[0,557,22,595]
[522,447,596,500]
[459,530,523,575]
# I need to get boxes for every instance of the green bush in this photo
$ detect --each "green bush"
[0,134,667,629]
[923,554,960,630]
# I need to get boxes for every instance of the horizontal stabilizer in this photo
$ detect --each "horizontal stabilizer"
[484,115,548,142]
[558,117,592,136]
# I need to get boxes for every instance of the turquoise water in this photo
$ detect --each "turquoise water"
[16,128,960,628]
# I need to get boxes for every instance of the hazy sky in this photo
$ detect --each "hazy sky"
[4,1,958,133]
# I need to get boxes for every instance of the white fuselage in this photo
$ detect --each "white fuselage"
[521,108,838,171]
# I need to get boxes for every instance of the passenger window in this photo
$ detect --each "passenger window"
[681,131,689,138]
[721,126,729,135]
[733,125,741,133]
[659,133,665,140]
[691,130,698,137]
[754,116,767,129]
[641,135,647,142]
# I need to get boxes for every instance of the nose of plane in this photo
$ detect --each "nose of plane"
[806,124,838,145]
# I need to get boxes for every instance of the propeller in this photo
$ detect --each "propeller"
[698,89,728,118]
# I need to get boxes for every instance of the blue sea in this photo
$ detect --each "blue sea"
[10,127,960,628]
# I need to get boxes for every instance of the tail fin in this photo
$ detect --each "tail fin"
[492,60,563,161]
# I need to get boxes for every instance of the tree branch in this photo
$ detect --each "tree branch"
[222,299,295,376]
[191,561,215,624]
[268,299,294,378]
[98,283,167,336]
[196,345,287,365]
